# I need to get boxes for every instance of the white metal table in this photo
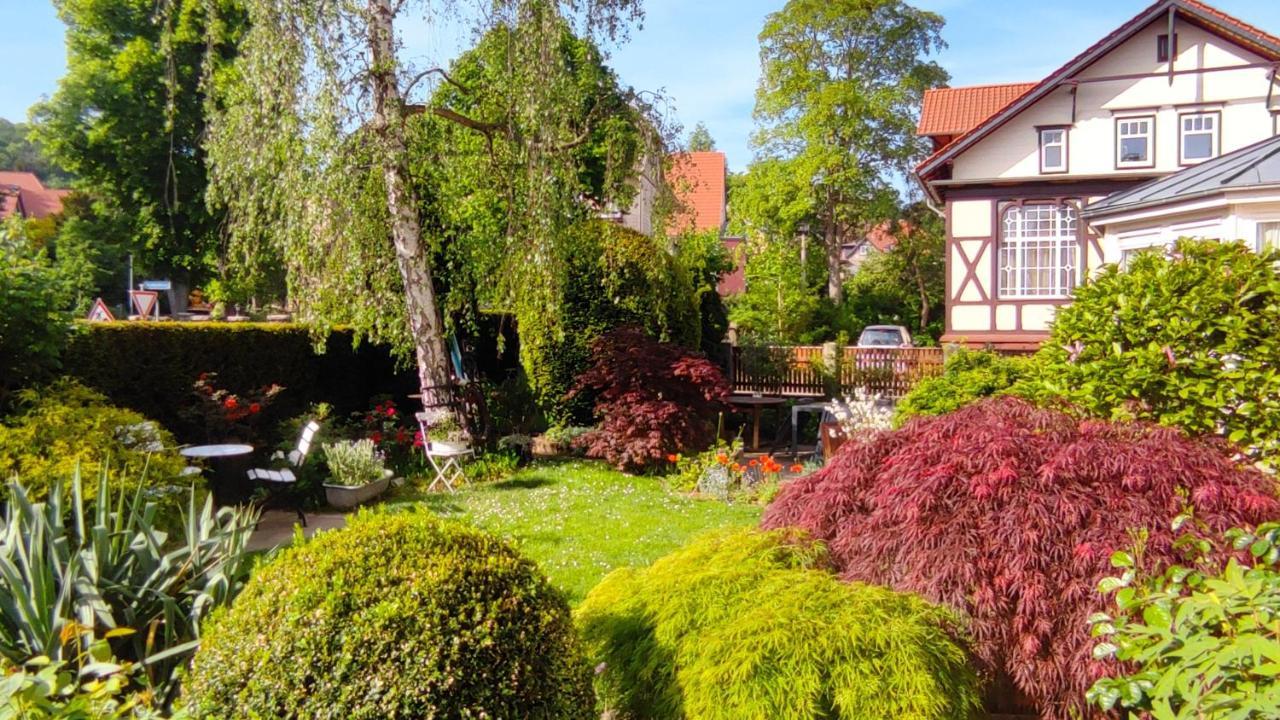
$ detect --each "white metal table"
[180,444,254,504]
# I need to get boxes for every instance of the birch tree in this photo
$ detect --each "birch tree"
[204,0,646,396]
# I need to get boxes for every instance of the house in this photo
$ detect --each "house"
[915,0,1280,350]
[667,150,728,234]
[1084,133,1280,257]
[0,171,68,221]
[841,220,904,276]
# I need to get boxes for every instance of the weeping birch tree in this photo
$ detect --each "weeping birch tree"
[204,0,647,396]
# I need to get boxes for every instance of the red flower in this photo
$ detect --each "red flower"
[715,453,729,465]
[385,406,397,418]
[666,454,679,463]
[370,431,383,444]
[413,430,424,448]
[249,403,261,415]
[224,397,238,410]
[396,428,410,445]
[748,459,759,467]
[789,464,804,473]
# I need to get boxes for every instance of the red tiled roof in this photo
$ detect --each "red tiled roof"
[866,220,912,252]
[0,171,67,220]
[915,0,1280,184]
[1181,0,1280,51]
[668,151,726,234]
[916,83,1036,137]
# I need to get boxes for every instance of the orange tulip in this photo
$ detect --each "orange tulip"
[748,459,759,467]
[716,453,728,465]
[731,463,743,472]
[666,454,679,463]
[790,464,804,473]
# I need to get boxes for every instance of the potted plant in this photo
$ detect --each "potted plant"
[425,415,469,453]
[322,439,393,509]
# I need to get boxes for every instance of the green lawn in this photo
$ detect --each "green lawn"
[392,460,762,603]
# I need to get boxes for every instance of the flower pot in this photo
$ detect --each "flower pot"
[324,470,393,510]
[430,440,470,454]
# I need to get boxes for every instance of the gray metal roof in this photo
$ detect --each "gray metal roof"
[1085,134,1280,217]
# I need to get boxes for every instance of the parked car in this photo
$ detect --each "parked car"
[856,325,913,348]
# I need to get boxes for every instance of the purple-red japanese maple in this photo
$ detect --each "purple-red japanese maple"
[763,397,1280,719]
[569,327,731,472]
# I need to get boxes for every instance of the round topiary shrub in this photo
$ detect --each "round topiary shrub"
[185,511,593,719]
[576,528,981,720]
[763,396,1280,720]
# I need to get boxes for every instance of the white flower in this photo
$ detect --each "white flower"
[826,389,893,437]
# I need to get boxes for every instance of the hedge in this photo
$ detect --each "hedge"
[61,322,416,442]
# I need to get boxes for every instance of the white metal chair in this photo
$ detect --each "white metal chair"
[416,412,472,493]
[247,420,319,525]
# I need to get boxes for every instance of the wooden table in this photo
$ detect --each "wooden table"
[181,444,254,505]
[727,395,788,450]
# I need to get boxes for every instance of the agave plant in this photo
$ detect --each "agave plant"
[0,468,258,706]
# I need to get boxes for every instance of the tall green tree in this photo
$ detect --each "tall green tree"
[744,0,947,304]
[0,119,69,187]
[687,122,716,152]
[843,205,945,341]
[30,0,243,288]
[207,0,649,397]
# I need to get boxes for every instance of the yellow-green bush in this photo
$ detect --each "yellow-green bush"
[185,511,593,720]
[576,529,981,720]
[0,380,187,505]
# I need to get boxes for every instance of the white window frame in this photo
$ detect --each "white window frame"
[998,203,1081,299]
[1116,116,1154,168]
[1179,112,1220,164]
[1258,221,1280,254]
[1038,127,1068,174]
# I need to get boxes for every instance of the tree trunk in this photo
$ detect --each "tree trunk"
[824,216,843,305]
[367,0,453,399]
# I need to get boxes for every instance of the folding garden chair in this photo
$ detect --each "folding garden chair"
[416,412,472,493]
[246,420,319,525]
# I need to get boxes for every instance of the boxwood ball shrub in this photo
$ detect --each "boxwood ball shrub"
[762,397,1280,720]
[1026,238,1280,467]
[185,511,593,720]
[576,528,981,720]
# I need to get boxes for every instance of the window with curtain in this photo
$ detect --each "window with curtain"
[1259,222,1280,253]
[999,204,1080,298]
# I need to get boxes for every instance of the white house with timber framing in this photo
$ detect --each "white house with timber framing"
[915,0,1280,351]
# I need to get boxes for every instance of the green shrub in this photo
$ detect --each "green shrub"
[0,654,182,720]
[1089,521,1280,718]
[185,511,593,720]
[518,220,700,425]
[0,221,72,409]
[1026,239,1280,466]
[894,348,1031,424]
[576,529,980,720]
[61,322,416,442]
[0,472,257,707]
[0,380,187,509]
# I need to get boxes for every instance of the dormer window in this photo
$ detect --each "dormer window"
[1157,33,1178,63]
[1038,127,1068,174]
[1116,116,1155,168]
[1180,112,1220,164]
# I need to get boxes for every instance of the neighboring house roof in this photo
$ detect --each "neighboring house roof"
[668,151,727,234]
[915,0,1280,186]
[0,171,68,220]
[916,83,1036,138]
[1084,134,1280,217]
[865,220,909,252]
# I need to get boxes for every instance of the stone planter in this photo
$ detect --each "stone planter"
[324,470,393,510]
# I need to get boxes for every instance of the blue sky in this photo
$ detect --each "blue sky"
[3,0,1280,172]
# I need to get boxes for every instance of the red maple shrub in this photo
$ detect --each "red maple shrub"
[762,396,1280,720]
[569,327,730,472]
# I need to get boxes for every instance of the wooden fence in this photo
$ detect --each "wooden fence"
[728,344,945,398]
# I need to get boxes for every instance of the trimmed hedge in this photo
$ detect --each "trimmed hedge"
[576,528,981,720]
[185,511,593,720]
[62,322,416,442]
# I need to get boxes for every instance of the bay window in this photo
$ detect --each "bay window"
[999,203,1080,299]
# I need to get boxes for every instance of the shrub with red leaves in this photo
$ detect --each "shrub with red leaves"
[762,397,1280,720]
[569,327,731,472]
